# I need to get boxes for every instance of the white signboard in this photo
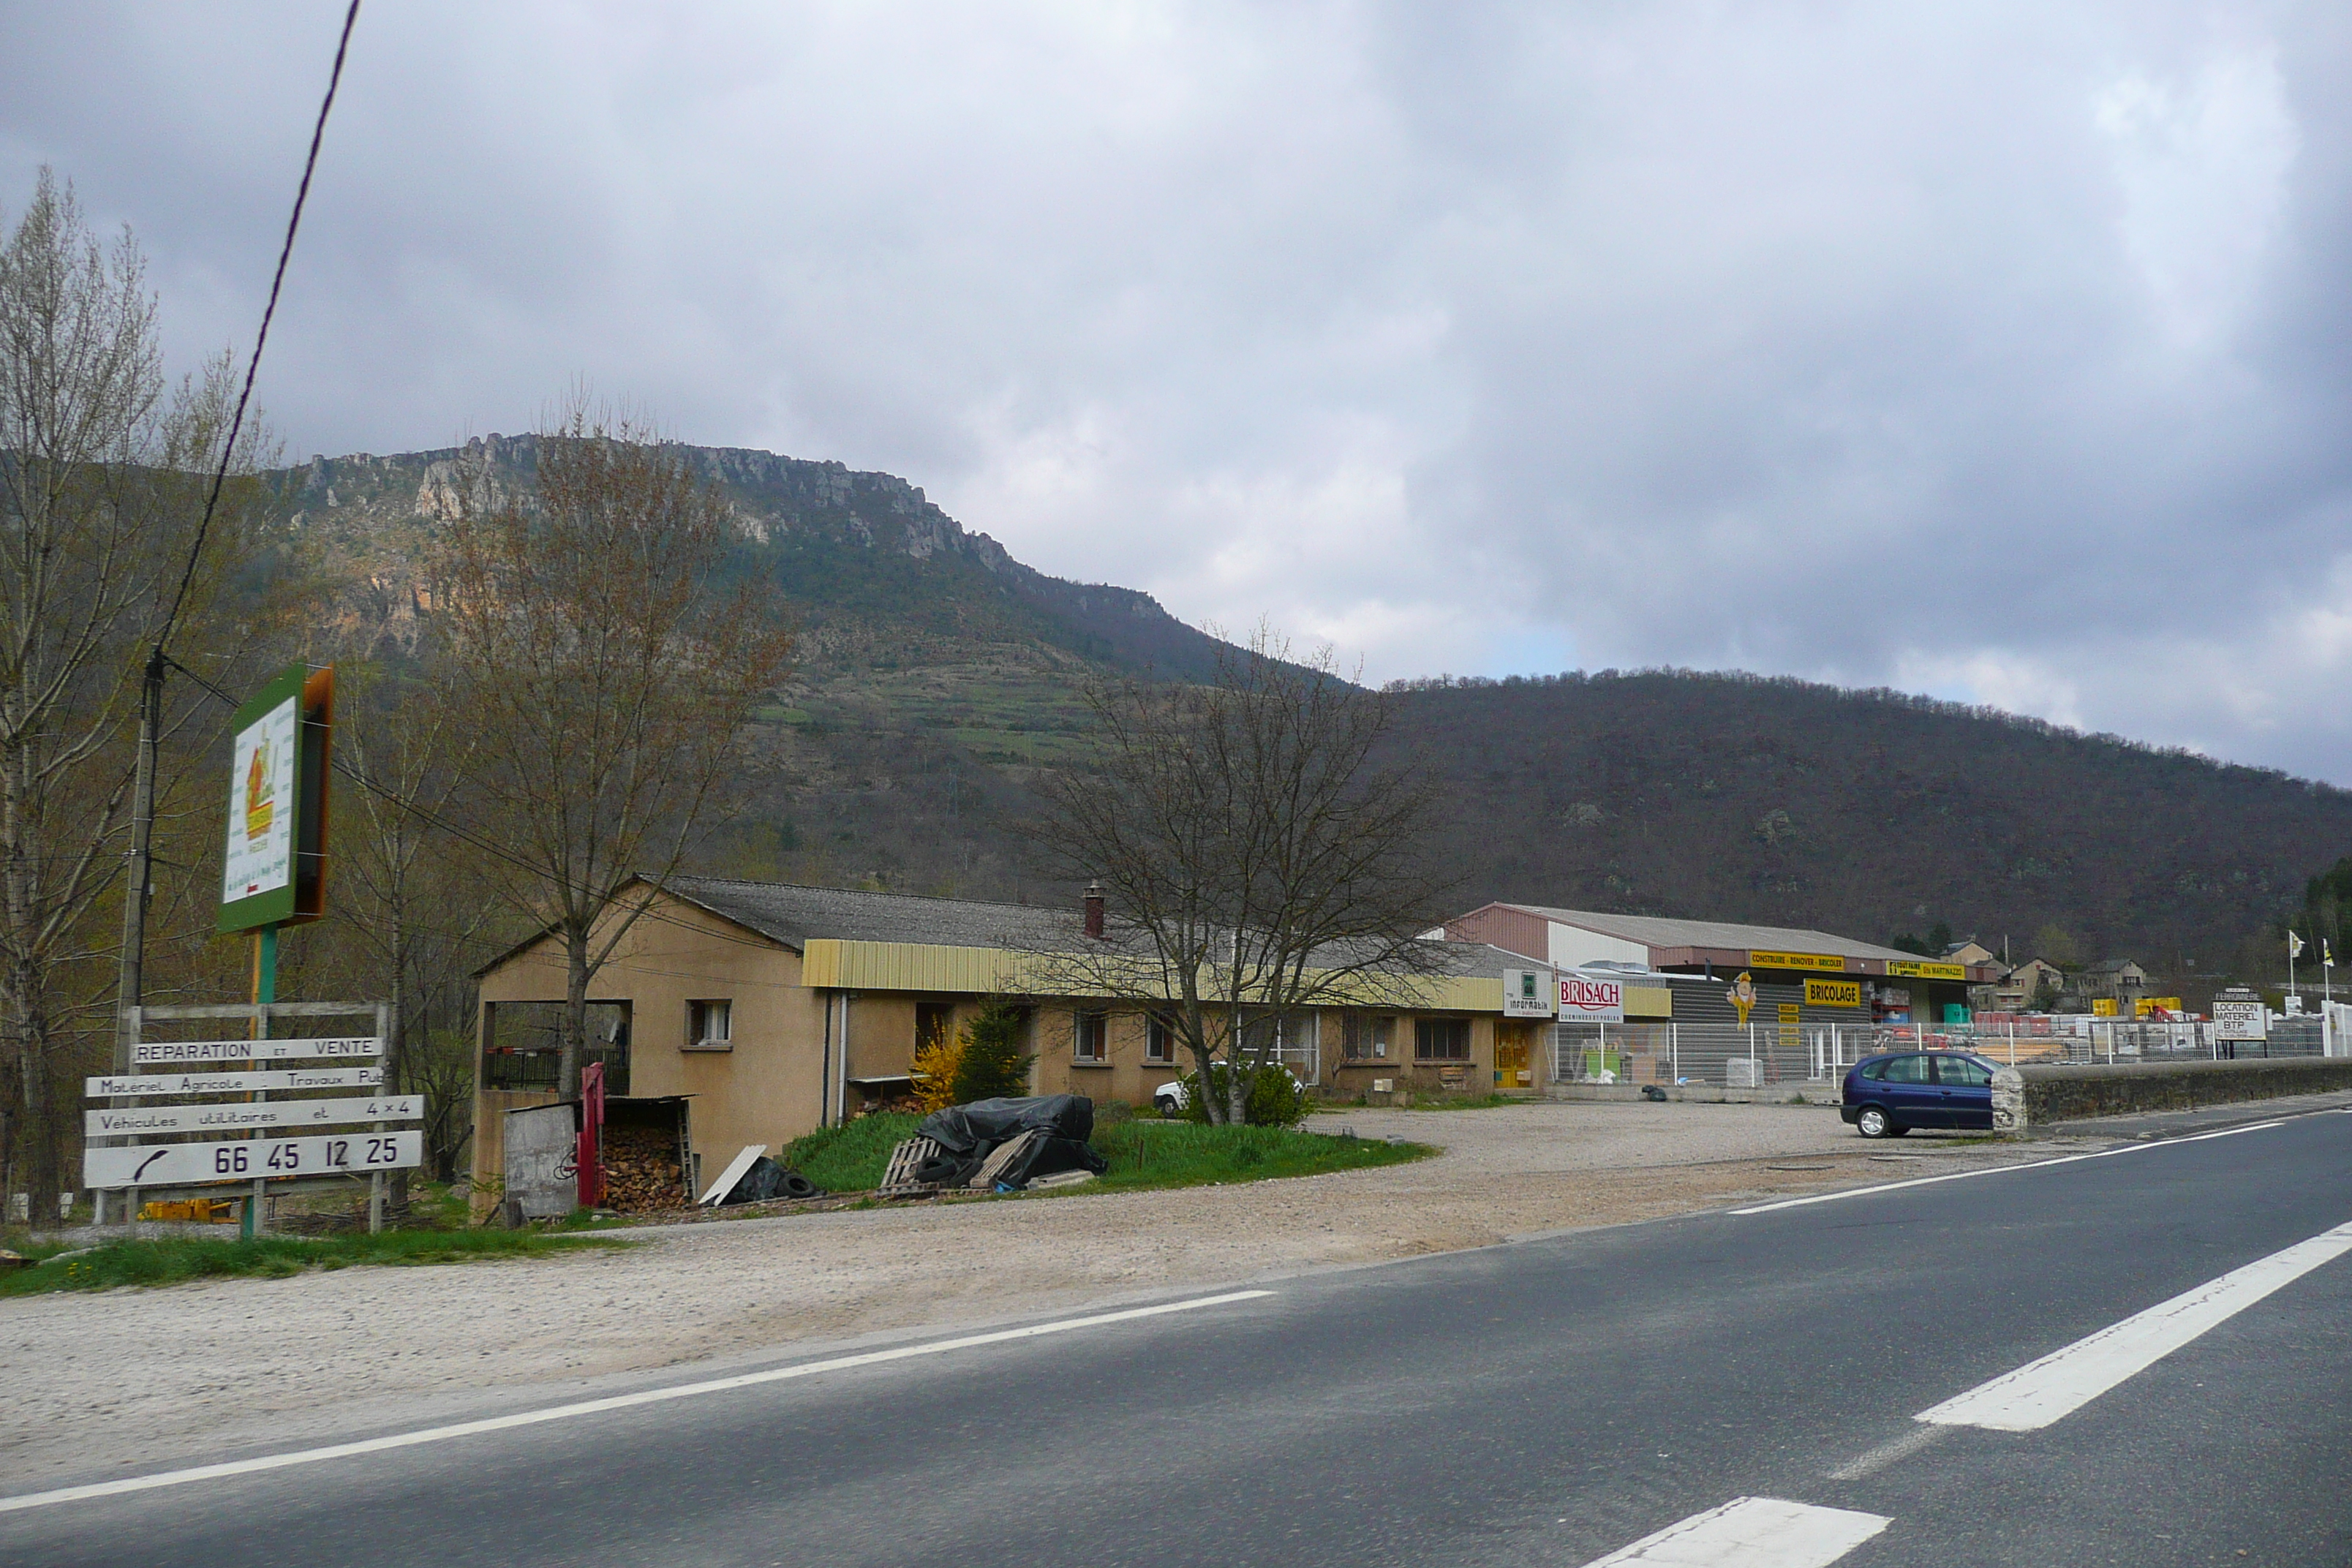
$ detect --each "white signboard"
[86,1096,421,1138]
[1558,973,1627,1023]
[84,1131,420,1190]
[132,1036,382,1067]
[87,1066,385,1098]
[1501,968,1555,1018]
[222,690,298,904]
[2212,998,2267,1042]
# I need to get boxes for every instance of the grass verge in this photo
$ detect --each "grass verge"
[780,1113,1433,1196]
[0,1229,625,1298]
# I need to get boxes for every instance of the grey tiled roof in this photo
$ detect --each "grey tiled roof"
[1498,904,1928,965]
[659,876,1085,952]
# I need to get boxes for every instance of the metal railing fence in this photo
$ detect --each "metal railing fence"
[1549,1014,2334,1088]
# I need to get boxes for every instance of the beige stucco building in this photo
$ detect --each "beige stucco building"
[470,876,1541,1212]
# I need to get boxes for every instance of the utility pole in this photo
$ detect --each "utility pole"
[112,655,164,1074]
[99,655,165,1226]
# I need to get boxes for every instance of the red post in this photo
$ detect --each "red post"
[577,1060,606,1208]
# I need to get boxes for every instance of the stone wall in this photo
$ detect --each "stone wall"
[1991,1057,2352,1132]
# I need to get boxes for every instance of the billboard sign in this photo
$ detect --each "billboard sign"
[1557,973,1625,1022]
[219,664,334,933]
[1501,968,1554,1018]
[2212,989,2266,1042]
[1804,979,1863,1009]
[1888,960,1967,981]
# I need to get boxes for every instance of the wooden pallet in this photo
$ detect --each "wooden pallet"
[877,1135,946,1196]
[965,1129,1044,1190]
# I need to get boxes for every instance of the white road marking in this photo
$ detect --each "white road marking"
[1728,1120,2285,1215]
[1824,1422,1945,1481]
[1578,1496,1890,1567]
[1915,1218,2352,1431]
[0,1289,1275,1515]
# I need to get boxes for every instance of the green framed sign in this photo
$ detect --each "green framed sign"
[219,663,335,933]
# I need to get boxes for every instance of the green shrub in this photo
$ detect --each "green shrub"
[950,1003,1035,1103]
[1175,1060,1311,1128]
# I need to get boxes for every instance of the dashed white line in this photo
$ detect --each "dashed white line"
[1727,1120,2285,1215]
[1913,1218,2352,1431]
[0,1289,1275,1515]
[1577,1496,1891,1567]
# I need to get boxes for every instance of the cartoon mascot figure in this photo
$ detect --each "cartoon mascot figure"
[1727,971,1757,1028]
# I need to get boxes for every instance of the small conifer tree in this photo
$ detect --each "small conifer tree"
[949,1003,1036,1103]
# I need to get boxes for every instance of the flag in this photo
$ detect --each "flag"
[2288,930,2305,959]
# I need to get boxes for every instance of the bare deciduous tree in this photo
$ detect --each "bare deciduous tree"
[440,400,793,1096]
[0,171,260,1221]
[1027,630,1455,1123]
[331,663,501,1199]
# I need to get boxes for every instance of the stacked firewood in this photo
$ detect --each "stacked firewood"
[601,1123,686,1212]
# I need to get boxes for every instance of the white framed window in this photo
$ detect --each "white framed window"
[1074,1010,1108,1063]
[687,999,733,1051]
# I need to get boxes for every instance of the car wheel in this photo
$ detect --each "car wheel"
[1855,1104,1892,1139]
[1155,1096,1180,1118]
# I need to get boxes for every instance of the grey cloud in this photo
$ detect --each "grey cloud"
[3,1,2345,780]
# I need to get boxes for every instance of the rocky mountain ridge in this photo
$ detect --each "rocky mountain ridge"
[273,436,1221,679]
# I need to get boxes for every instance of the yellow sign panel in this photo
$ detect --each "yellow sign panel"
[1749,950,1845,972]
[2134,997,2184,1018]
[1805,979,1863,1009]
[1888,960,1965,981]
[2092,998,2119,1017]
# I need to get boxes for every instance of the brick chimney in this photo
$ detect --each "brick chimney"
[1083,881,1105,940]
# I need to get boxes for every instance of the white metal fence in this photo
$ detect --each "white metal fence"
[1550,1012,2338,1088]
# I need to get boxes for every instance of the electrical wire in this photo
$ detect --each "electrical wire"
[154,0,362,654]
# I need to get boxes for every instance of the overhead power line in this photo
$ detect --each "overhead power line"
[156,0,363,652]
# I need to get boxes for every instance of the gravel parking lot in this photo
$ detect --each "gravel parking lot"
[2,1099,2055,1485]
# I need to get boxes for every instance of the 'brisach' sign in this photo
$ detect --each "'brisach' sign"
[1557,975,1626,1022]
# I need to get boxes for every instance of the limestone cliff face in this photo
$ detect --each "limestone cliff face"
[265,437,1224,681]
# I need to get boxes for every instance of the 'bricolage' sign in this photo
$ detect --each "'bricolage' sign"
[1804,979,1863,1009]
[1557,974,1626,1022]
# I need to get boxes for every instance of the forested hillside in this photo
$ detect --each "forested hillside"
[274,442,2352,987]
[1382,672,2352,984]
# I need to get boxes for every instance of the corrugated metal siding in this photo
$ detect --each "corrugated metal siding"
[802,938,1504,1012]
[802,939,1023,993]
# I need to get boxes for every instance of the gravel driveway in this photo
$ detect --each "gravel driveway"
[2,1100,2052,1485]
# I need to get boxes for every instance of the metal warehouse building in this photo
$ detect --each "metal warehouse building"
[1444,902,2006,1089]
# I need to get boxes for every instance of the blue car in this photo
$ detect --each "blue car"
[1841,1051,1996,1138]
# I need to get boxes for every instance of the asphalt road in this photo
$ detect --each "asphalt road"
[7,1108,2351,1567]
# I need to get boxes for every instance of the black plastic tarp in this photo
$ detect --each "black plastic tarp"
[720,1156,818,1205]
[913,1096,1105,1188]
[916,1095,1095,1155]
[995,1134,1105,1188]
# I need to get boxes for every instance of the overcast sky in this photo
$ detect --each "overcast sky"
[5,2,2348,781]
